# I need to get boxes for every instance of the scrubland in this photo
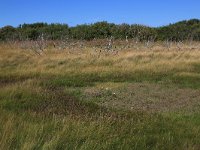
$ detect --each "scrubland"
[0,42,200,149]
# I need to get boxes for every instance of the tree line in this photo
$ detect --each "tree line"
[0,19,200,41]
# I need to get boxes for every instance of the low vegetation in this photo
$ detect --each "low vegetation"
[0,43,200,149]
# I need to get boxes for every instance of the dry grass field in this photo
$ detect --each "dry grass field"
[0,42,200,149]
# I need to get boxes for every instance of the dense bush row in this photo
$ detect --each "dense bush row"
[0,19,200,41]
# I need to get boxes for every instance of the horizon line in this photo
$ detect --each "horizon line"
[1,18,200,28]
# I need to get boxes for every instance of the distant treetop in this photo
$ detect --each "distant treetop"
[0,19,200,41]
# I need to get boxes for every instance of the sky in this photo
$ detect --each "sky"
[1,0,200,27]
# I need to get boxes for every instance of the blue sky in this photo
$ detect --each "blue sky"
[1,0,200,27]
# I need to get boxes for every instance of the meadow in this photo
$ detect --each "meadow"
[0,42,200,150]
